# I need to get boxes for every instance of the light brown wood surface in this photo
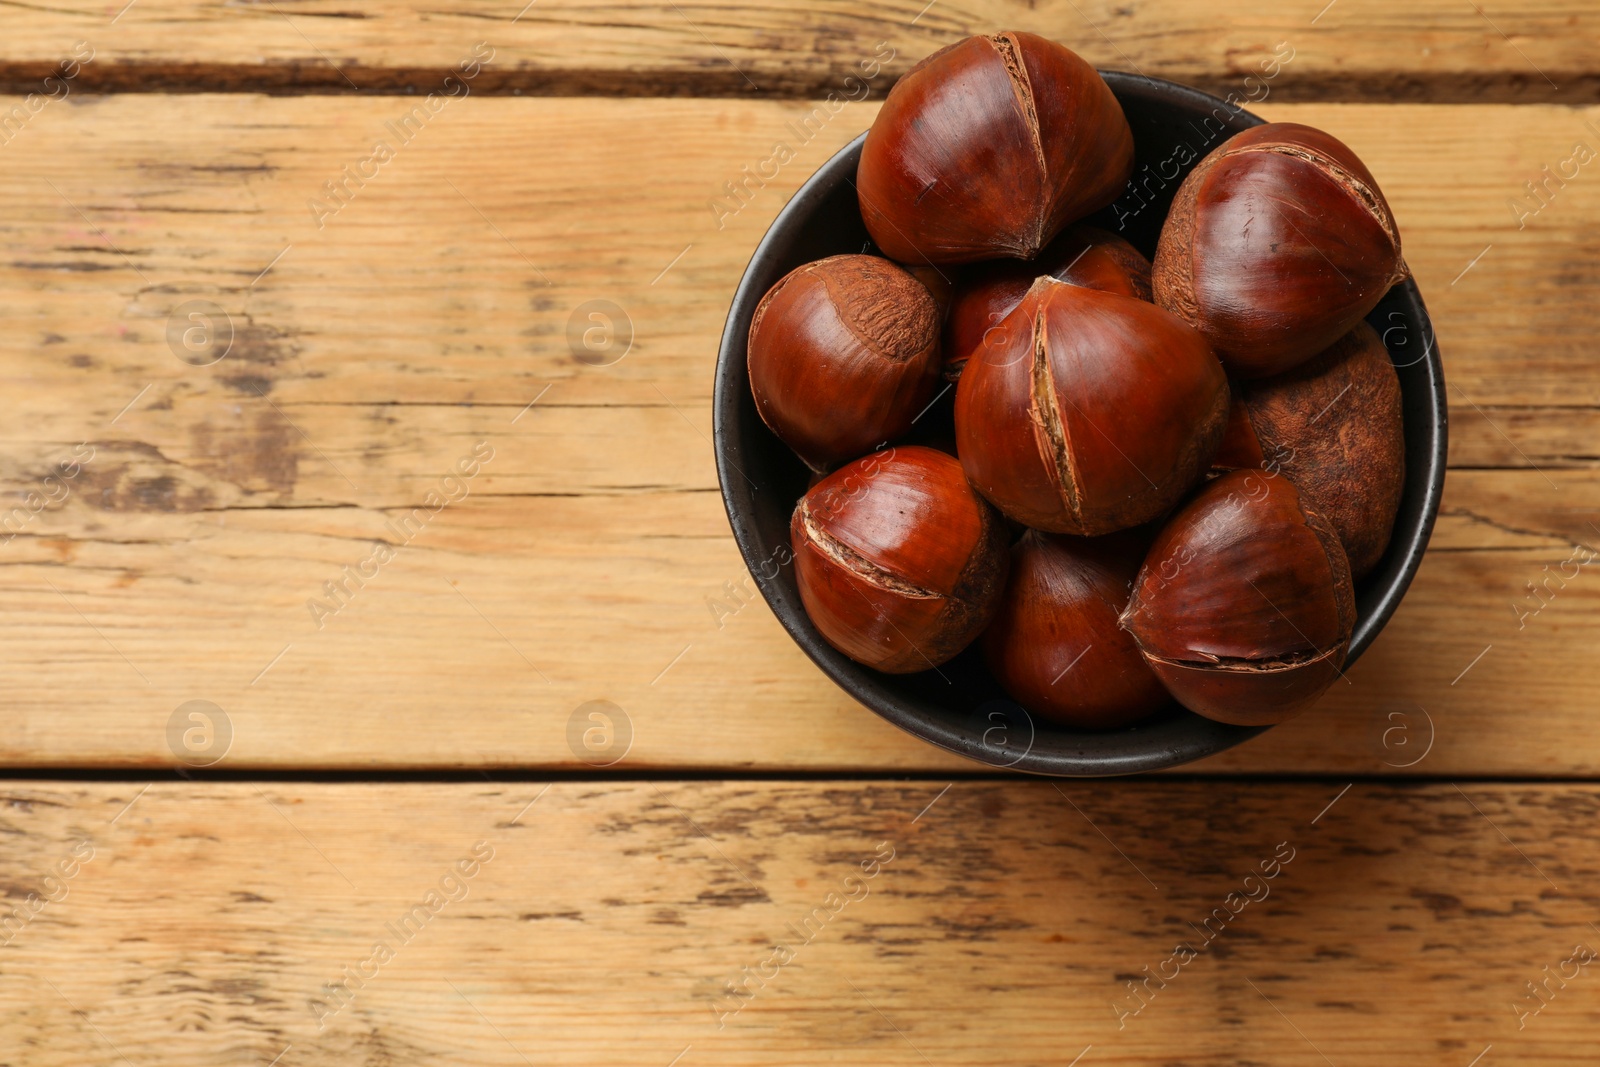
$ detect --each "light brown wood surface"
[1,779,1596,1065]
[0,95,1596,772]
[3,2,1596,1062]
[0,0,1596,101]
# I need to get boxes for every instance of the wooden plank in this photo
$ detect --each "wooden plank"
[4,480,1597,775]
[0,779,1596,1064]
[0,95,1597,772]
[0,97,1588,407]
[1451,408,1600,469]
[0,1,1597,102]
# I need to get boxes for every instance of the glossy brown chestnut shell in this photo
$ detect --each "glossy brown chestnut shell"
[791,446,1009,673]
[857,32,1134,265]
[954,277,1229,535]
[1153,122,1407,379]
[983,529,1167,729]
[748,254,941,472]
[1213,321,1405,579]
[942,224,1152,381]
[1120,469,1357,725]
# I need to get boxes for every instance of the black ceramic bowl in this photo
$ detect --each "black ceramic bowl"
[714,71,1447,776]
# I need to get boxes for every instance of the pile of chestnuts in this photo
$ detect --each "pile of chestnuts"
[748,31,1406,729]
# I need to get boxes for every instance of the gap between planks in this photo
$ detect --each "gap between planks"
[0,769,1598,785]
[0,64,1599,103]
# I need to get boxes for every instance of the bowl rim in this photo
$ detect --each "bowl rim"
[713,69,1449,777]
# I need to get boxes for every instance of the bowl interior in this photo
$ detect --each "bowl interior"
[714,71,1447,776]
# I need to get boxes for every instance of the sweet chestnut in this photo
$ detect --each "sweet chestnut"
[791,446,1008,673]
[1212,321,1404,579]
[954,277,1229,535]
[942,224,1152,381]
[748,254,941,472]
[983,529,1167,729]
[1153,122,1406,379]
[857,32,1134,265]
[1120,469,1356,725]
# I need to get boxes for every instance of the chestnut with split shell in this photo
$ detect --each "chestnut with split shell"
[857,31,1134,265]
[791,446,1009,674]
[1120,469,1357,725]
[1154,122,1407,379]
[954,276,1229,536]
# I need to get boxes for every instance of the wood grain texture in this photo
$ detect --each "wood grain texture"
[1,779,1598,1064]
[0,94,1595,772]
[0,0,1597,101]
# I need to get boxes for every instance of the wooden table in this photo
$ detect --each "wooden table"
[1,3,1597,1063]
